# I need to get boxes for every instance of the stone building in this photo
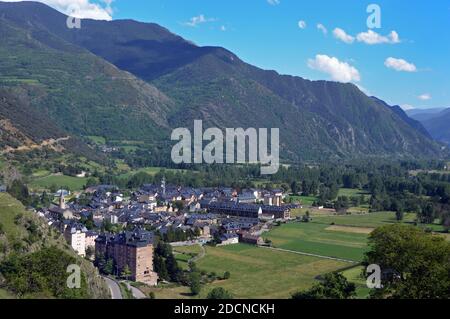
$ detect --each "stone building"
[95,228,158,286]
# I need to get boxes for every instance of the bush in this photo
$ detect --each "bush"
[207,287,233,299]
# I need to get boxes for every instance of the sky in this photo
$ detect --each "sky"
[4,0,450,110]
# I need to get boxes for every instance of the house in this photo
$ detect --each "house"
[238,231,264,246]
[260,205,291,220]
[85,230,98,249]
[64,222,87,257]
[219,233,239,246]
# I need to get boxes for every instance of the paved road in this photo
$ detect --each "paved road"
[124,282,147,299]
[259,246,357,264]
[103,277,123,300]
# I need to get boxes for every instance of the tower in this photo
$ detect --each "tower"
[59,191,66,210]
[161,176,166,196]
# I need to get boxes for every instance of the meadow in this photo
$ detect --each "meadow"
[152,244,348,299]
[264,222,368,262]
[29,174,89,191]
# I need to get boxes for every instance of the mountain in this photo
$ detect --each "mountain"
[406,108,446,122]
[371,97,432,138]
[408,108,450,145]
[0,1,445,161]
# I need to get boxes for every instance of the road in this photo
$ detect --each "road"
[103,277,123,300]
[124,282,147,299]
[258,246,357,264]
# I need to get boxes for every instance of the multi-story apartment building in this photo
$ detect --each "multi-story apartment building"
[95,228,158,286]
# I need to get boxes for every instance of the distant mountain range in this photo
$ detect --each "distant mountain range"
[0,1,446,162]
[407,108,450,145]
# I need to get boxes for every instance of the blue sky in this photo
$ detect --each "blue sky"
[9,0,450,109]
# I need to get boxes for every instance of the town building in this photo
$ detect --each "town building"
[219,233,239,246]
[95,228,158,286]
[64,223,87,257]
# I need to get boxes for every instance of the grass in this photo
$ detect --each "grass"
[145,244,347,299]
[0,193,28,242]
[338,188,370,199]
[118,166,190,179]
[288,195,317,206]
[86,136,106,145]
[341,266,371,299]
[0,288,15,299]
[264,222,368,262]
[119,282,135,299]
[29,174,88,191]
[173,245,204,270]
[312,211,416,228]
[195,244,348,299]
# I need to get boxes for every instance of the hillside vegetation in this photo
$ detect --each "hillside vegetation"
[0,193,110,299]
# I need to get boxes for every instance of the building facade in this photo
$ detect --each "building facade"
[95,229,158,286]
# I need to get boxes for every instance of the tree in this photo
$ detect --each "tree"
[292,273,356,299]
[7,180,30,206]
[395,210,404,221]
[207,287,233,299]
[189,271,202,296]
[153,255,168,281]
[364,224,450,299]
[166,254,181,282]
[121,264,132,280]
[222,271,231,280]
[103,258,114,275]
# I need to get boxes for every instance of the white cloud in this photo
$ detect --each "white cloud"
[317,23,327,35]
[384,57,417,72]
[2,0,114,20]
[184,14,216,27]
[220,25,227,32]
[333,28,355,44]
[307,54,360,83]
[298,20,306,29]
[418,94,432,101]
[356,30,401,45]
[267,0,280,5]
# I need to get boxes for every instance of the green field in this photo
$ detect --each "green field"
[341,266,371,299]
[29,174,89,191]
[150,244,348,299]
[118,167,190,179]
[337,188,370,199]
[288,195,317,206]
[312,211,416,228]
[264,222,368,261]
[173,245,204,270]
[86,135,106,145]
[196,244,348,299]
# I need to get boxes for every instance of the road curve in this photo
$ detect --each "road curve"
[124,282,147,299]
[103,276,123,300]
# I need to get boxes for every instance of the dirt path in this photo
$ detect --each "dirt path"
[258,246,357,264]
[1,136,70,154]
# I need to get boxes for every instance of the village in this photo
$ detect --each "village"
[35,178,300,287]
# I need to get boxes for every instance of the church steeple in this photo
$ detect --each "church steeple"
[59,191,66,210]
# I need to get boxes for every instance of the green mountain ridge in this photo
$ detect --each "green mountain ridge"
[0,1,445,162]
